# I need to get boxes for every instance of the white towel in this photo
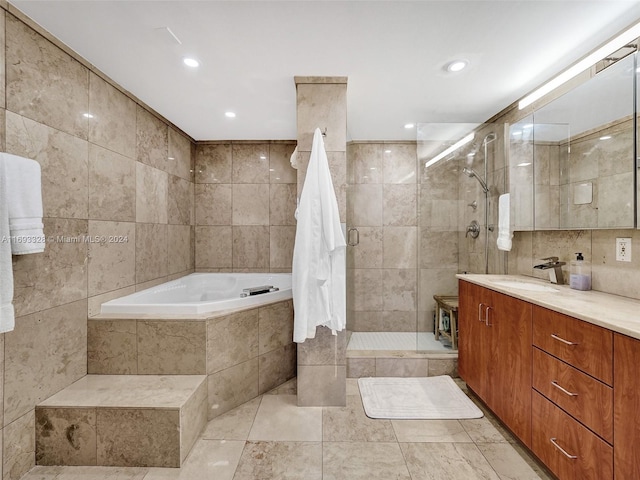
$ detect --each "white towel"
[0,153,46,333]
[2,153,45,255]
[292,128,346,343]
[497,193,512,252]
[290,146,299,170]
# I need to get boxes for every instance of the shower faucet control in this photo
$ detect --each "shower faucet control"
[465,220,480,239]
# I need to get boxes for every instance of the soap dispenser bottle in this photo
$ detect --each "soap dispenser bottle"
[570,252,591,291]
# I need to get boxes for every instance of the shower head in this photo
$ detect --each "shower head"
[462,167,489,193]
[482,132,497,145]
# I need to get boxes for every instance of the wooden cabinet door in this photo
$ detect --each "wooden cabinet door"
[490,290,532,447]
[614,333,640,480]
[458,280,489,401]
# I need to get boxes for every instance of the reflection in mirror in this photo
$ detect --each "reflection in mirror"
[509,117,535,231]
[533,53,635,229]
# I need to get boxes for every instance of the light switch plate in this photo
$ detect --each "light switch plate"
[616,237,632,262]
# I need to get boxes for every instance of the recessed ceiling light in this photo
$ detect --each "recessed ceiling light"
[183,57,200,68]
[82,113,94,118]
[599,135,612,140]
[404,123,415,129]
[225,111,236,118]
[384,149,392,154]
[446,60,468,72]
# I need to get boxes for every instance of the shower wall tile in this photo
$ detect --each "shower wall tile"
[88,319,137,374]
[270,184,297,225]
[383,227,417,269]
[349,184,383,226]
[168,225,192,274]
[382,269,417,312]
[168,175,194,225]
[87,220,136,296]
[195,226,232,268]
[383,184,417,226]
[6,14,89,139]
[420,197,459,229]
[348,143,383,184]
[207,310,259,374]
[4,299,87,426]
[352,269,383,311]
[382,311,416,332]
[88,144,136,222]
[383,144,416,184]
[136,162,168,224]
[168,127,193,180]
[420,228,458,269]
[3,410,35,480]
[232,226,270,270]
[232,184,270,225]
[88,72,136,158]
[350,311,383,331]
[135,223,168,283]
[136,106,168,171]
[269,143,297,183]
[12,218,88,317]
[328,151,348,222]
[195,143,232,184]
[232,144,270,183]
[138,320,206,375]
[418,268,459,313]
[6,111,89,219]
[348,227,383,269]
[195,184,232,225]
[270,226,296,270]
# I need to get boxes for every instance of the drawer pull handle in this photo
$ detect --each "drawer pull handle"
[551,381,578,397]
[550,438,578,459]
[485,306,492,327]
[550,334,578,346]
[478,303,485,322]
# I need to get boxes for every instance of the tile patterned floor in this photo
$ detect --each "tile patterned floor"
[23,378,553,480]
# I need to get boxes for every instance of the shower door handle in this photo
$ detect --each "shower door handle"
[347,227,359,246]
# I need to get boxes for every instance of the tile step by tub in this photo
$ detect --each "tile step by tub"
[35,375,208,468]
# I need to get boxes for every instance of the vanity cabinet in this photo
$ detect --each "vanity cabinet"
[458,280,532,446]
[614,333,640,479]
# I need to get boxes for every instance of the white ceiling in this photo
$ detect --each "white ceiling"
[10,0,640,141]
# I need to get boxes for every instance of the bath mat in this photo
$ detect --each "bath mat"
[358,375,484,419]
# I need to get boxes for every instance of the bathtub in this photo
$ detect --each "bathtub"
[100,273,292,315]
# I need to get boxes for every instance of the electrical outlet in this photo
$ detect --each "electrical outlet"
[616,237,632,262]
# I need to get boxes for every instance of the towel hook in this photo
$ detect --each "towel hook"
[321,127,327,137]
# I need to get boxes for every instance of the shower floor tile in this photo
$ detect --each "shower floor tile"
[347,331,451,351]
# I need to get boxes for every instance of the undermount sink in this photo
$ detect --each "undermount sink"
[490,280,560,293]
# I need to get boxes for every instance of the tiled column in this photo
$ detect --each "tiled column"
[294,76,347,406]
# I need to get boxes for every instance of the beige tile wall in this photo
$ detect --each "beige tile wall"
[1,8,195,479]
[347,142,419,333]
[194,142,297,272]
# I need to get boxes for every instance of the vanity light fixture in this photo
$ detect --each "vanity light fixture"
[519,20,640,109]
[446,60,468,72]
[517,162,532,167]
[425,132,474,168]
[183,57,200,68]
[599,135,612,140]
[225,111,236,118]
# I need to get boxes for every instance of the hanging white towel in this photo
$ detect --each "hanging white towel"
[497,193,512,251]
[292,128,346,343]
[0,153,46,333]
[290,146,299,170]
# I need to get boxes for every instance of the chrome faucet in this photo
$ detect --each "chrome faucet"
[534,257,566,285]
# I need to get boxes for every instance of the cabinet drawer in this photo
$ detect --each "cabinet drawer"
[532,348,612,444]
[532,306,613,385]
[532,391,613,480]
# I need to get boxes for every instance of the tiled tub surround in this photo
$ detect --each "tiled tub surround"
[2,6,196,480]
[88,299,296,419]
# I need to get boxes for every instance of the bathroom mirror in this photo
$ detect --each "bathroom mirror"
[510,52,637,230]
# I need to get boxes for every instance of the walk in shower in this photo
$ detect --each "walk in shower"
[345,123,507,356]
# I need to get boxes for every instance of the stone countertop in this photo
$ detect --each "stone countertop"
[457,274,640,340]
